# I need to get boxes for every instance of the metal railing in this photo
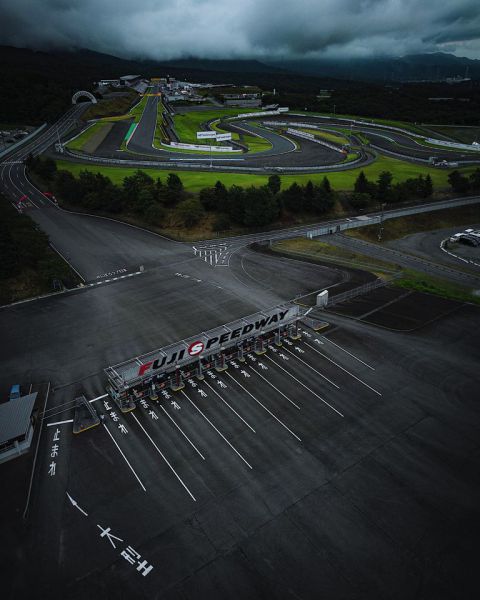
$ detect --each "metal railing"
[327,276,400,307]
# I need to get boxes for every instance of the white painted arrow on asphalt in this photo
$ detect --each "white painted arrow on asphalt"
[66,492,88,517]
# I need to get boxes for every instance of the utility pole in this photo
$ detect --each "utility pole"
[377,203,386,242]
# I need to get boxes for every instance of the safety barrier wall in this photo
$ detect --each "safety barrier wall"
[423,138,480,152]
[286,128,345,154]
[162,141,241,152]
[63,148,368,172]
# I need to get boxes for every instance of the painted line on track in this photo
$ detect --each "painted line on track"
[248,363,301,410]
[226,372,302,442]
[265,355,344,418]
[282,346,340,389]
[102,423,146,492]
[203,380,256,433]
[46,419,74,427]
[159,405,206,460]
[182,390,252,469]
[305,341,382,396]
[319,336,375,370]
[89,393,109,403]
[131,413,196,501]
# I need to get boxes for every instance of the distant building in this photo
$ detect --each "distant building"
[222,93,261,107]
[120,75,143,87]
[0,393,37,464]
[98,79,120,86]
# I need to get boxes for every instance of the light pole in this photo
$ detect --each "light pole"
[377,202,386,241]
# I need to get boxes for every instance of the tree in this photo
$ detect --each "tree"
[469,168,480,191]
[143,203,165,225]
[421,174,433,198]
[178,198,204,227]
[448,170,470,194]
[377,171,393,201]
[350,192,370,210]
[199,187,218,211]
[135,188,156,214]
[214,180,228,207]
[243,186,279,227]
[35,157,57,181]
[354,171,370,194]
[212,213,231,232]
[320,176,332,195]
[123,170,154,203]
[267,174,281,195]
[165,173,184,206]
[54,170,80,204]
[225,185,245,224]
[282,182,304,212]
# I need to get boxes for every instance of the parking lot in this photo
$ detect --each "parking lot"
[13,302,480,600]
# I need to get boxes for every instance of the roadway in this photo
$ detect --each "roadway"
[2,110,480,600]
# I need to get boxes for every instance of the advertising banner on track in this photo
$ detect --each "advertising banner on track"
[215,132,232,141]
[196,131,217,139]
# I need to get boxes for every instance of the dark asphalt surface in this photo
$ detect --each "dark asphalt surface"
[122,95,344,169]
[386,224,480,273]
[329,233,480,287]
[265,114,480,163]
[2,106,480,600]
[3,298,480,600]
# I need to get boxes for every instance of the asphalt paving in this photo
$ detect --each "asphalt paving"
[328,232,480,287]
[3,300,480,600]
[2,102,480,600]
[386,224,480,273]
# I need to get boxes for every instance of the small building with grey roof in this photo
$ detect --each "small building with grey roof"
[0,393,37,464]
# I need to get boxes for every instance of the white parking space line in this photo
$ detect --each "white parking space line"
[305,342,382,396]
[131,413,196,501]
[248,364,301,410]
[159,405,206,460]
[320,336,376,371]
[182,390,253,470]
[89,393,109,403]
[282,346,339,389]
[203,380,256,433]
[226,372,302,442]
[46,419,73,427]
[265,355,344,418]
[102,423,146,492]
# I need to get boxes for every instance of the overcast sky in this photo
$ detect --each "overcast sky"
[1,0,479,60]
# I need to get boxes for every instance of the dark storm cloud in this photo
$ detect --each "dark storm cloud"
[0,0,479,59]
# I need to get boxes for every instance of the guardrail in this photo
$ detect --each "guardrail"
[307,196,480,238]
[286,128,345,154]
[62,147,370,173]
[327,276,400,307]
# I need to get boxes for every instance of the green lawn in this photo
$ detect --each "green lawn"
[173,108,261,145]
[66,122,109,151]
[56,154,476,194]
[271,238,480,305]
[297,128,348,145]
[97,94,148,123]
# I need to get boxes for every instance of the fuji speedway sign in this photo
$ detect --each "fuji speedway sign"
[137,308,292,377]
[105,305,299,387]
